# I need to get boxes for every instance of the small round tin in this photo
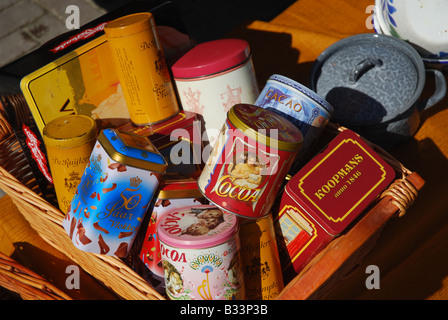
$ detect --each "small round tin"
[157,205,245,300]
[198,104,303,218]
[255,74,333,164]
[62,128,167,257]
[171,39,260,147]
[43,114,97,213]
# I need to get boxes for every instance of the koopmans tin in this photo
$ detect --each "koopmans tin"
[62,128,167,257]
[139,178,207,284]
[255,74,333,167]
[157,205,245,300]
[198,104,303,219]
[275,129,396,281]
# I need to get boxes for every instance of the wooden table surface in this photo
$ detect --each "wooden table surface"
[1,0,448,300]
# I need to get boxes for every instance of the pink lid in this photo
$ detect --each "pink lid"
[171,38,250,78]
[157,205,238,249]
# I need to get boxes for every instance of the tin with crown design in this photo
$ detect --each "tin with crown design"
[62,128,167,257]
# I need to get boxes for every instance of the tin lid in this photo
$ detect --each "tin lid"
[310,34,424,126]
[228,104,303,151]
[171,38,250,78]
[157,205,238,249]
[98,128,167,173]
[284,129,396,235]
[104,12,155,38]
[42,114,97,149]
[157,178,204,199]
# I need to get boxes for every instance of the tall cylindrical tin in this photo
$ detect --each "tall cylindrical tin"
[104,12,179,126]
[239,214,284,300]
[42,114,97,213]
[197,104,303,219]
[171,39,260,147]
[157,205,245,300]
[62,128,167,257]
[255,74,333,166]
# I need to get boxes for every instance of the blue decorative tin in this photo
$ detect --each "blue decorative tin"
[62,128,167,257]
[255,74,333,165]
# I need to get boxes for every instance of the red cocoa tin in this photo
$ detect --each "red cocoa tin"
[139,178,207,280]
[198,104,303,219]
[275,129,396,280]
[157,205,245,300]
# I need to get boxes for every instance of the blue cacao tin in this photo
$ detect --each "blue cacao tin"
[62,128,167,257]
[255,74,333,165]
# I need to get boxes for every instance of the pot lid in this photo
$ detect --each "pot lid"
[310,34,425,126]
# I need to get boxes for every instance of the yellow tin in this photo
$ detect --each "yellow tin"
[104,12,180,126]
[239,213,284,300]
[42,114,97,213]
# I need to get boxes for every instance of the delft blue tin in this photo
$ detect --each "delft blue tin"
[255,74,333,164]
[62,128,167,257]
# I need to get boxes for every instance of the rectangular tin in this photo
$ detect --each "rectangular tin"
[62,128,167,257]
[117,110,204,178]
[275,129,396,279]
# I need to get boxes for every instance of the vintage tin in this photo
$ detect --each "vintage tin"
[239,214,284,300]
[171,39,260,147]
[62,128,167,257]
[104,13,179,126]
[139,178,207,281]
[198,104,303,219]
[157,205,245,300]
[255,74,333,167]
[43,114,98,213]
[275,129,396,280]
[117,110,204,178]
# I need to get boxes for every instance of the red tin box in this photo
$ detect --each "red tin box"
[117,110,204,178]
[275,129,397,280]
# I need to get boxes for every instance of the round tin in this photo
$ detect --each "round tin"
[140,179,206,279]
[104,13,180,126]
[171,39,260,147]
[255,74,333,164]
[197,104,303,218]
[157,205,245,300]
[43,114,97,213]
[62,128,167,257]
[239,213,284,300]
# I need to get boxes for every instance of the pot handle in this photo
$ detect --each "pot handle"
[349,58,383,84]
[417,69,447,111]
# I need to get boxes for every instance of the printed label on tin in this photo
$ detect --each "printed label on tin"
[158,207,244,300]
[255,78,332,159]
[198,123,289,218]
[62,141,162,257]
[160,241,244,300]
[140,197,207,277]
[297,131,395,227]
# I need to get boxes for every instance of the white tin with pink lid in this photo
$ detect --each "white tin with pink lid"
[157,205,245,300]
[171,38,259,148]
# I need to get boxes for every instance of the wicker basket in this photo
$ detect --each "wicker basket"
[0,100,424,300]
